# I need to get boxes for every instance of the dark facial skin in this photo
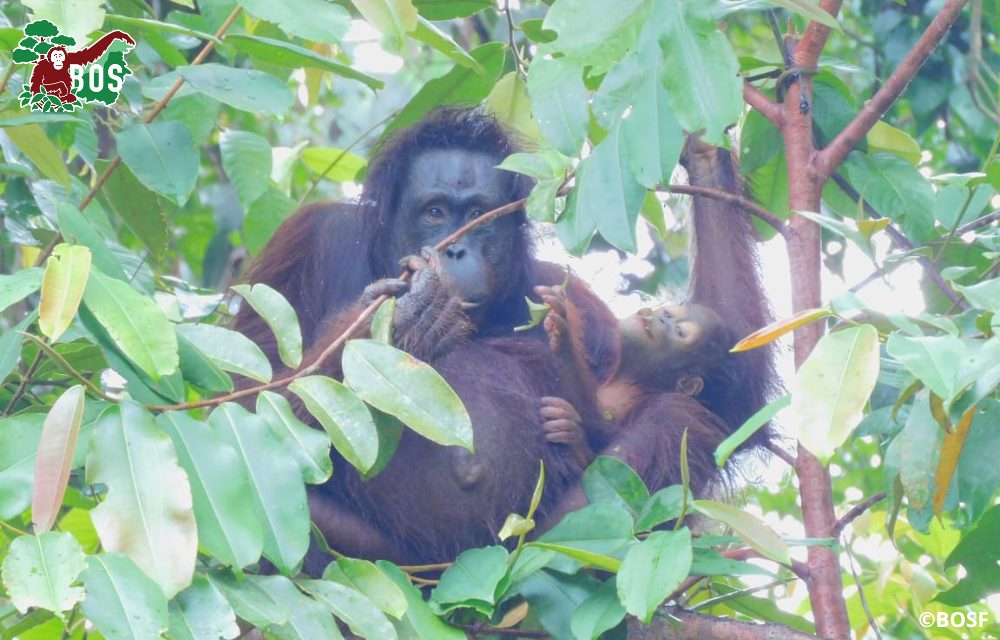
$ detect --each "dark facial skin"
[387,149,520,310]
[618,303,725,380]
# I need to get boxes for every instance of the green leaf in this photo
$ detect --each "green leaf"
[175,323,273,383]
[3,124,70,187]
[55,202,127,281]
[167,575,240,640]
[570,578,626,640]
[105,14,219,42]
[384,42,505,137]
[896,392,943,512]
[342,339,473,450]
[378,562,466,640]
[656,1,742,144]
[289,375,378,473]
[867,120,921,164]
[39,244,91,342]
[526,54,588,156]
[515,570,602,640]
[323,558,407,619]
[635,485,685,533]
[617,528,693,623]
[116,121,199,206]
[1,532,86,617]
[156,411,265,569]
[536,503,635,574]
[410,16,482,72]
[256,391,332,484]
[354,0,418,50]
[175,64,293,115]
[232,283,302,368]
[763,0,840,29]
[177,333,234,393]
[413,0,493,20]
[86,402,197,598]
[299,579,397,639]
[220,130,273,209]
[938,504,1000,606]
[0,314,33,387]
[542,0,648,72]
[244,188,297,256]
[843,151,934,242]
[566,120,645,252]
[431,546,509,617]
[209,403,310,574]
[207,571,289,629]
[370,298,396,344]
[22,0,105,44]
[0,267,43,313]
[0,413,45,520]
[788,325,880,463]
[693,500,791,564]
[228,35,383,90]
[80,554,169,640]
[101,162,169,259]
[484,72,542,143]
[253,575,340,639]
[715,394,791,467]
[954,278,1000,313]
[582,455,650,515]
[32,385,85,533]
[236,0,350,42]
[529,542,622,572]
[83,270,179,381]
[300,147,367,183]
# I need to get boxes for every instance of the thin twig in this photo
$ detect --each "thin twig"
[4,350,43,415]
[504,1,527,79]
[833,492,886,536]
[666,184,789,238]
[33,5,245,267]
[843,537,884,640]
[19,333,117,402]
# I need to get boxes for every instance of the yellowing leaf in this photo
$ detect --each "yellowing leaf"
[867,121,922,165]
[732,308,832,352]
[39,244,91,342]
[32,385,85,533]
[933,406,975,517]
[788,325,881,463]
[693,500,791,565]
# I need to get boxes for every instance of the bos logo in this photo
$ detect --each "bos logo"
[12,19,135,112]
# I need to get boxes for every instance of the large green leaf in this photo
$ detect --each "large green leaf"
[177,333,234,393]
[617,528,692,623]
[175,323,272,383]
[3,123,70,187]
[83,269,179,381]
[22,0,105,43]
[299,579,397,640]
[896,393,943,512]
[220,130,272,210]
[32,385,85,533]
[0,267,43,313]
[484,72,543,144]
[412,0,493,20]
[342,339,473,450]
[788,325,880,463]
[254,575,340,639]
[693,500,791,565]
[256,391,332,484]
[378,562,466,640]
[167,575,241,640]
[431,546,509,617]
[0,414,45,519]
[244,188,297,256]
[526,54,588,157]
[178,64,294,115]
[209,403,309,574]
[227,35,383,90]
[55,202,127,281]
[535,503,635,574]
[80,554,169,640]
[116,121,199,206]
[656,1,741,144]
[843,151,935,243]
[239,0,349,42]
[1,532,86,617]
[582,455,650,515]
[542,0,648,72]
[938,504,1000,606]
[300,147,367,183]
[765,0,841,29]
[98,164,169,258]
[570,579,626,640]
[231,283,302,368]
[157,411,264,569]
[322,558,407,619]
[87,403,197,598]
[383,42,505,137]
[207,571,289,629]
[409,16,482,72]
[288,375,378,473]
[39,244,91,342]
[353,0,418,50]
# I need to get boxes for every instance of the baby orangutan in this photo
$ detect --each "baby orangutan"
[536,284,730,471]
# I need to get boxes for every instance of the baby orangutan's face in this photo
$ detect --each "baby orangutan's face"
[620,303,724,372]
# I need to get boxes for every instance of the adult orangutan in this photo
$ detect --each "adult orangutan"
[234,109,776,568]
[28,30,134,104]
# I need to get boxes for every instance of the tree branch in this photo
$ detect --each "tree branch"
[743,82,783,126]
[834,492,886,536]
[628,608,816,640]
[815,0,970,177]
[665,184,788,238]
